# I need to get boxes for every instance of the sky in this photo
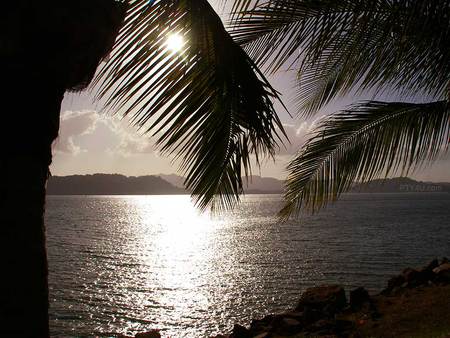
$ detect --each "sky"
[50,1,450,182]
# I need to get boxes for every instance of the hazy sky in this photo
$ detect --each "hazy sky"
[50,1,450,182]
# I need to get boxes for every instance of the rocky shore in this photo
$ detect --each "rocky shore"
[120,258,450,338]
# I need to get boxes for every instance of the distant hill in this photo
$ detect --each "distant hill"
[159,174,285,194]
[244,175,284,193]
[161,175,450,194]
[159,174,185,188]
[47,174,185,195]
[47,174,448,196]
[350,177,448,193]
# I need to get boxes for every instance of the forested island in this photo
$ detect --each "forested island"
[47,174,449,195]
[47,174,184,195]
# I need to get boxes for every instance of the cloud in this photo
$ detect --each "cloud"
[53,109,159,157]
[53,110,98,154]
[106,122,156,157]
[277,117,322,155]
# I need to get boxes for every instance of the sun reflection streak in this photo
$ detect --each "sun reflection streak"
[124,196,227,331]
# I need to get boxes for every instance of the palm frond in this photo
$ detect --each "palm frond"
[230,0,450,116]
[281,101,450,218]
[221,0,258,20]
[94,0,286,211]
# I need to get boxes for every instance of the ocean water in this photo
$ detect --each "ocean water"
[45,193,450,337]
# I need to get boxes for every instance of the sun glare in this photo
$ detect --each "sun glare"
[166,33,184,53]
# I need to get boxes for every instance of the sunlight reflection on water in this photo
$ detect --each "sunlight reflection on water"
[131,196,222,334]
[46,194,450,337]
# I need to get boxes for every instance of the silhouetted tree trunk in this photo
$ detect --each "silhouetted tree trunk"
[0,1,125,336]
[0,75,64,337]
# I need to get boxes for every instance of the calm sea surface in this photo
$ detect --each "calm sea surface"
[46,193,450,337]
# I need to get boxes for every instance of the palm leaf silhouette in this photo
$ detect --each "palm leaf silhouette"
[280,101,450,217]
[95,0,287,211]
[230,0,450,216]
[231,1,450,116]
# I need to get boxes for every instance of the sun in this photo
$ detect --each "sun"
[166,33,184,53]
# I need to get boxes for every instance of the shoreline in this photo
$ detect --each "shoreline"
[119,258,450,338]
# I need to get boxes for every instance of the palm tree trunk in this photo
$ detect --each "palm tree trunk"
[0,160,51,337]
[0,75,65,337]
[0,2,125,336]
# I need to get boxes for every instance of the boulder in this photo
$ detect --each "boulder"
[135,330,161,338]
[252,333,269,338]
[308,318,335,332]
[422,258,440,272]
[308,318,354,336]
[282,317,301,326]
[433,263,450,284]
[388,274,405,288]
[433,263,450,274]
[249,314,274,333]
[302,307,325,325]
[418,258,440,282]
[277,317,302,335]
[296,285,347,316]
[231,324,251,338]
[334,319,354,334]
[282,311,306,323]
[402,268,427,287]
[349,287,371,310]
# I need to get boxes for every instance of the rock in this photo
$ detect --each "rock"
[277,317,302,335]
[282,311,305,321]
[371,307,382,320]
[308,318,335,333]
[249,315,274,333]
[231,324,251,338]
[402,268,427,287]
[386,274,405,292]
[302,307,324,325]
[433,263,450,284]
[135,330,161,338]
[296,285,347,316]
[402,268,418,280]
[418,258,440,282]
[266,314,287,329]
[423,258,440,272]
[282,317,301,326]
[307,318,354,336]
[334,319,354,334]
[433,263,450,274]
[252,333,269,338]
[349,287,371,310]
[252,312,304,336]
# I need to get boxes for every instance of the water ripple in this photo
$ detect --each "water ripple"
[46,193,450,337]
